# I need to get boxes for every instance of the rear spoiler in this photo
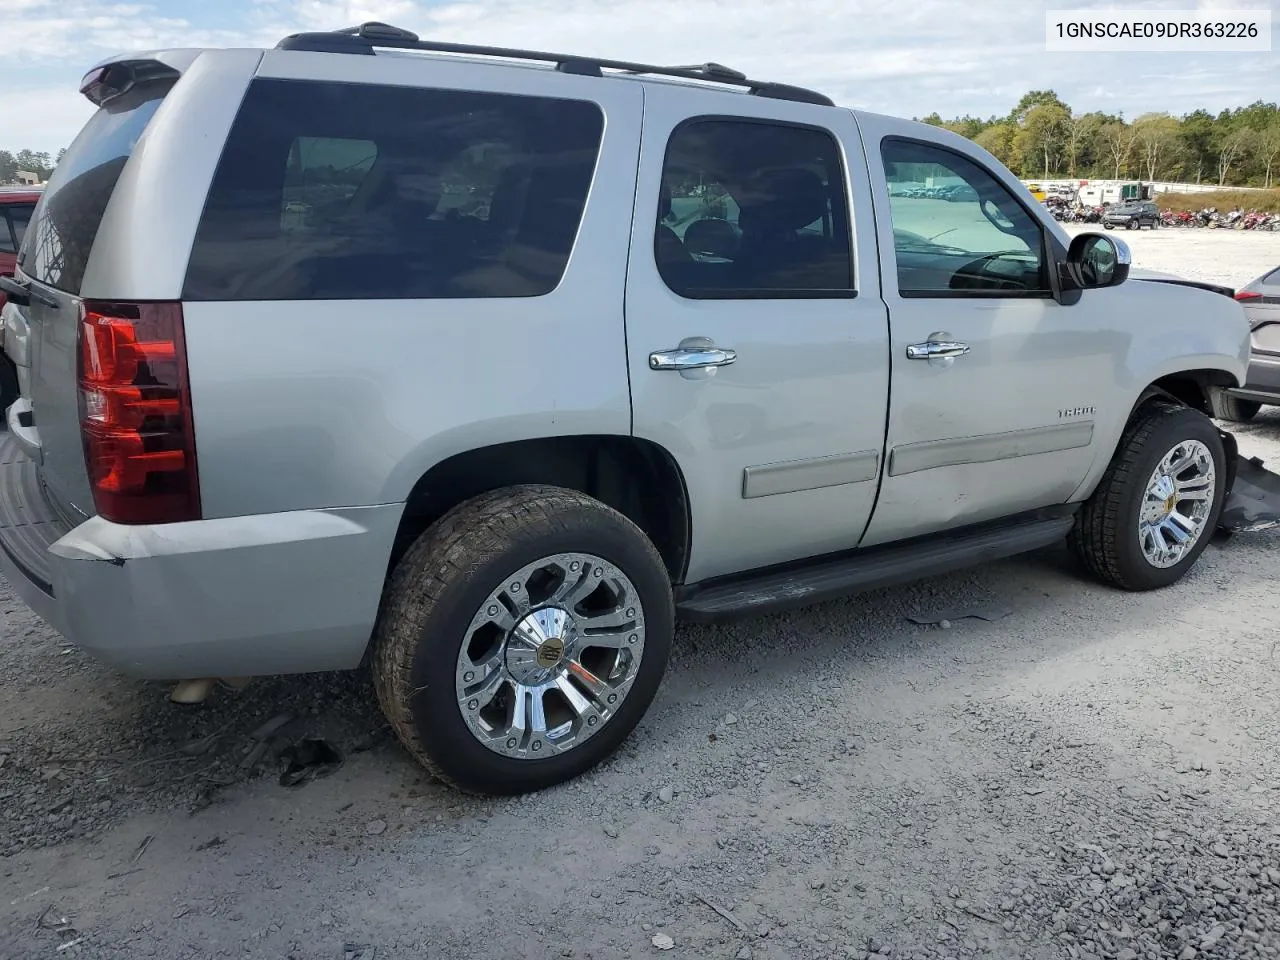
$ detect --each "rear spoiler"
[78,49,204,106]
[1131,276,1235,299]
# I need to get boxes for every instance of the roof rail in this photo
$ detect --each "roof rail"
[274,22,834,107]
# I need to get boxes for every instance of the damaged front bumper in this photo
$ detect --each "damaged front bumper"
[1218,453,1280,535]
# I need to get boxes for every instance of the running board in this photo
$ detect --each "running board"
[674,509,1077,623]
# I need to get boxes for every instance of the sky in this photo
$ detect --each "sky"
[1,0,1277,156]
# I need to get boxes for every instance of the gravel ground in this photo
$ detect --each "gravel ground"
[2,230,1280,959]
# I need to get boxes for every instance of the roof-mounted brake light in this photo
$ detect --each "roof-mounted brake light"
[79,60,180,106]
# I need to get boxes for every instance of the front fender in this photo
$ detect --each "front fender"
[1067,281,1249,504]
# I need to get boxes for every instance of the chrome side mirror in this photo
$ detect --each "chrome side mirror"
[1063,232,1131,289]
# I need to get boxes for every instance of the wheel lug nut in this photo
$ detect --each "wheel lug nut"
[570,561,579,571]
[532,741,542,752]
[626,608,635,618]
[510,583,521,592]
[463,671,474,682]
[468,699,478,710]
[594,569,603,578]
[488,605,498,616]
[607,694,617,704]
[628,634,637,644]
[587,716,598,727]
[506,738,517,749]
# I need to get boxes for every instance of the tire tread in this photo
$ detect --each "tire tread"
[371,484,667,793]
[1069,402,1220,590]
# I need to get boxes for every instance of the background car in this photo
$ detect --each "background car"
[1212,265,1280,421]
[0,186,41,414]
[1103,200,1160,230]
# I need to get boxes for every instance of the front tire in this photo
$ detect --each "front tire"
[1069,404,1225,591]
[372,485,674,795]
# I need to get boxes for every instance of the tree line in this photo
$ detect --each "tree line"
[7,91,1280,190]
[0,148,66,184]
[919,91,1280,188]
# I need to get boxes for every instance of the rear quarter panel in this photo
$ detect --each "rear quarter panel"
[179,53,642,518]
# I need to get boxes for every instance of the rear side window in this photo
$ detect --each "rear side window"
[183,79,605,301]
[19,81,172,294]
[655,118,853,298]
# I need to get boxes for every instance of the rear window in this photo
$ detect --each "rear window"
[19,80,172,294]
[183,79,605,301]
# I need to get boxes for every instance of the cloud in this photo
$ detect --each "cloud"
[1,0,1276,154]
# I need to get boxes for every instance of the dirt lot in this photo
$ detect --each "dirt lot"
[2,229,1280,960]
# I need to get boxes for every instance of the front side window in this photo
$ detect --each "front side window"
[881,139,1049,297]
[184,80,604,301]
[655,118,853,298]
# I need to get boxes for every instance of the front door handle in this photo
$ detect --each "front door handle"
[906,339,970,360]
[650,336,737,374]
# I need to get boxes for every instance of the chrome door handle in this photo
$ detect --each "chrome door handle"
[650,339,737,371]
[906,339,970,360]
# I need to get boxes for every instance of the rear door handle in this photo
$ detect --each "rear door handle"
[650,336,737,378]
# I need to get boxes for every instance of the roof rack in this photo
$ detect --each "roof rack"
[274,22,834,107]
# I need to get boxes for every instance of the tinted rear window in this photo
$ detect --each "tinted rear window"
[19,81,171,294]
[183,79,605,301]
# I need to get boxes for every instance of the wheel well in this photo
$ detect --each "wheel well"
[1141,369,1239,416]
[389,436,690,583]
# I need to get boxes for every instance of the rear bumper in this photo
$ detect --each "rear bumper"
[1244,353,1280,396]
[0,432,403,679]
[1222,354,1280,405]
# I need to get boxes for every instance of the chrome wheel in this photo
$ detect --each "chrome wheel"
[455,552,645,760]
[1137,439,1216,568]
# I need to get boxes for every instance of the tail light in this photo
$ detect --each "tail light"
[1235,290,1262,302]
[77,301,200,524]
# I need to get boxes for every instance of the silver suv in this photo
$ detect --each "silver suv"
[0,23,1257,795]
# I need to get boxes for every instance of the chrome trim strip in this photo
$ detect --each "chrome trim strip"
[742,450,880,499]
[889,422,1094,477]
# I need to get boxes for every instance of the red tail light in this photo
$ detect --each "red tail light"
[1235,290,1262,302]
[77,301,200,524]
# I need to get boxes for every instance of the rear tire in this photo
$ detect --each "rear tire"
[1209,391,1261,423]
[372,484,674,795]
[1069,403,1225,591]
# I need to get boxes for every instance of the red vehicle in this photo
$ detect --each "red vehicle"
[0,187,41,299]
[0,186,42,412]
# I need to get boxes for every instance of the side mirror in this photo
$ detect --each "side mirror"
[1063,233,1131,290]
